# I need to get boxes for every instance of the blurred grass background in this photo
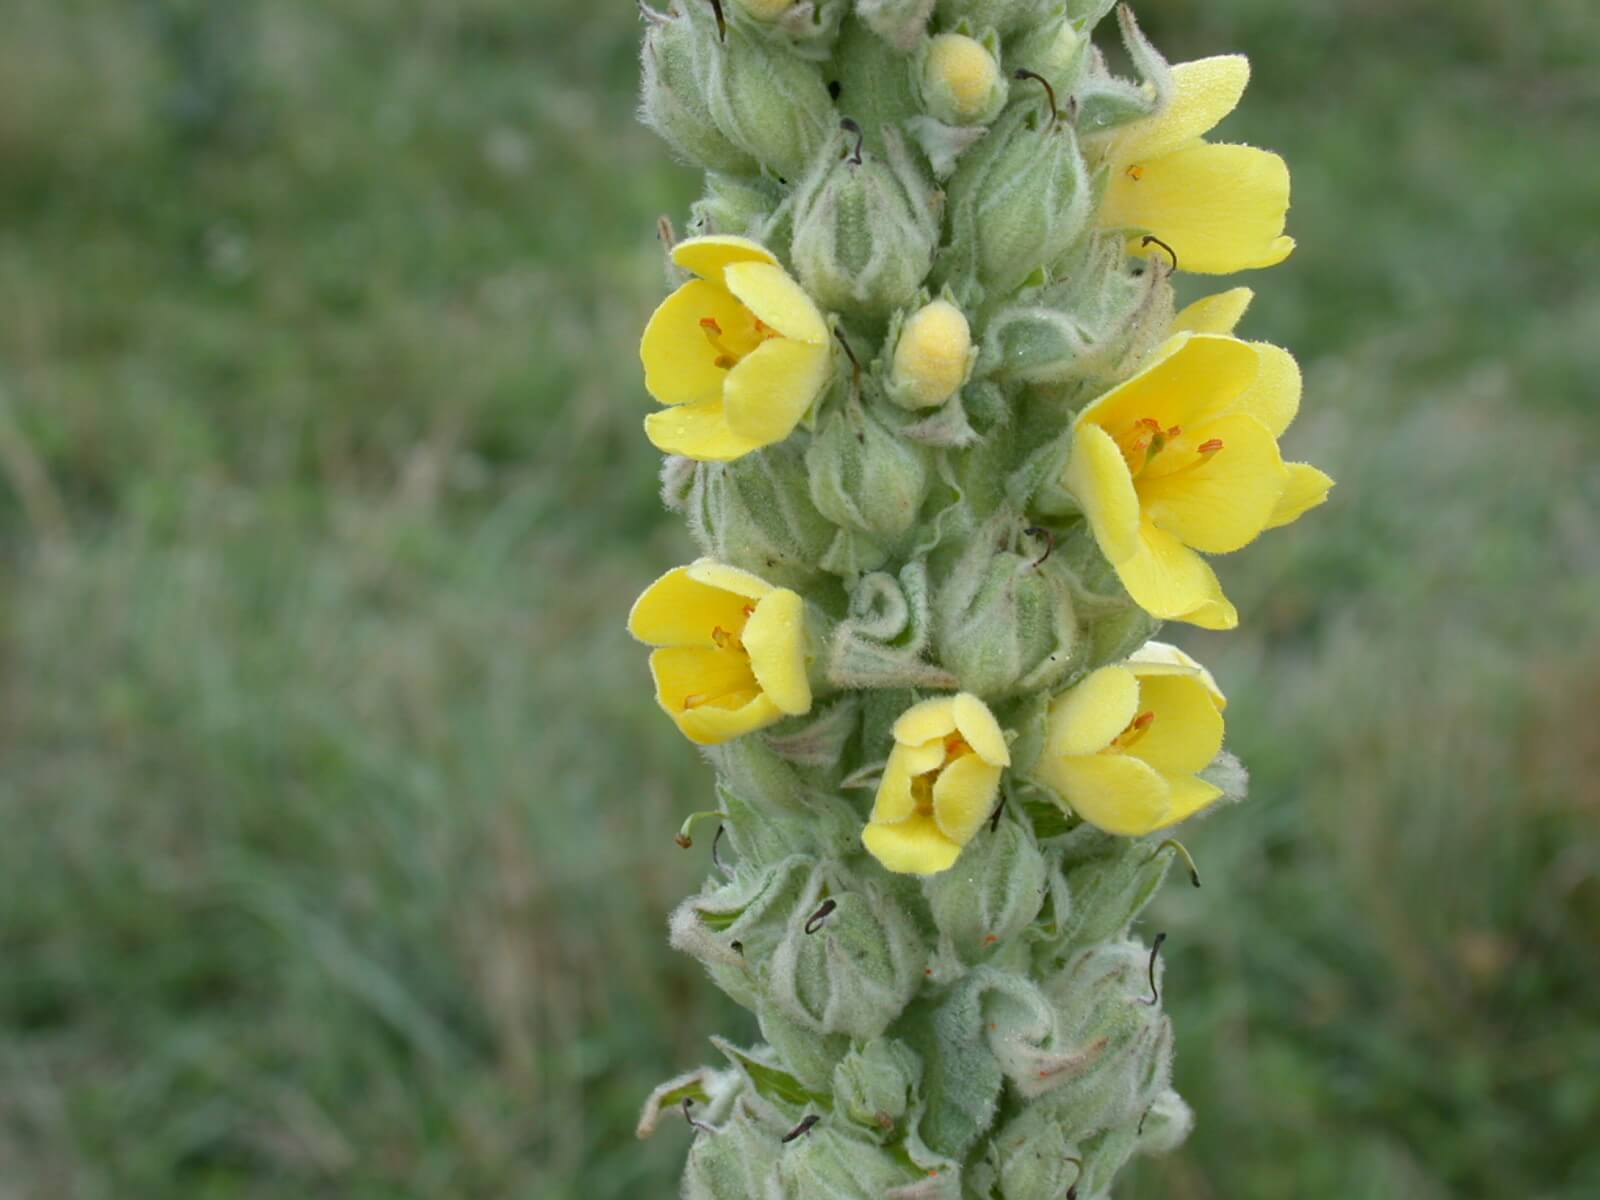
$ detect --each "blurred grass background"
[1,0,1597,1196]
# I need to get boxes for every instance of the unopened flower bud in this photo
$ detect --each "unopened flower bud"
[943,104,1092,295]
[924,818,1047,962]
[806,405,931,550]
[1010,11,1088,96]
[683,1107,785,1200]
[686,443,836,593]
[919,33,1007,127]
[856,0,936,51]
[689,172,785,239]
[935,0,1053,35]
[889,299,974,409]
[640,5,761,174]
[790,126,939,319]
[992,1106,1083,1200]
[934,533,1080,700]
[703,17,837,179]
[774,1125,925,1198]
[831,1039,922,1135]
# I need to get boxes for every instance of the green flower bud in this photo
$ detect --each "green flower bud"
[942,103,1092,297]
[889,299,974,410]
[689,171,786,239]
[640,5,761,174]
[831,1038,922,1135]
[790,126,939,319]
[1036,829,1174,958]
[683,1106,786,1200]
[855,0,937,52]
[807,404,931,549]
[933,533,1080,699]
[767,863,926,1039]
[686,444,837,593]
[829,14,922,153]
[774,1125,926,1198]
[703,14,838,179]
[1035,940,1174,1135]
[1009,9,1089,100]
[917,33,1007,127]
[925,818,1048,962]
[991,1104,1084,1200]
[934,0,1053,35]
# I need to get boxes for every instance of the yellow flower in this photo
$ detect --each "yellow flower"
[889,299,973,410]
[1172,287,1337,536]
[1097,56,1293,275]
[862,693,1011,876]
[1064,329,1332,629]
[640,235,832,462]
[627,559,812,745]
[1036,642,1226,837]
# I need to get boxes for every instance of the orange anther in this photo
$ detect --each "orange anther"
[699,317,723,334]
[1126,164,1146,181]
[1197,438,1225,454]
[1131,711,1156,731]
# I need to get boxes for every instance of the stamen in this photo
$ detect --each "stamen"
[804,898,837,935]
[943,732,973,760]
[1126,164,1145,181]
[1141,931,1168,1006]
[707,0,726,43]
[682,1096,713,1134]
[1117,710,1156,750]
[781,1114,820,1143]
[839,117,864,165]
[1140,234,1179,271]
[1196,437,1225,457]
[1013,69,1060,130]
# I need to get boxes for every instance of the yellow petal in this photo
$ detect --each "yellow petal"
[1236,341,1300,438]
[893,695,959,747]
[1114,55,1251,163]
[952,693,1010,767]
[1125,674,1224,775]
[685,560,774,602]
[677,692,785,745]
[1181,594,1239,631]
[671,235,778,286]
[1171,288,1253,336]
[649,646,781,745]
[871,748,920,825]
[862,814,963,876]
[723,261,829,345]
[1151,773,1225,829]
[722,338,830,445]
[644,400,766,462]
[1138,413,1287,555]
[628,564,759,647]
[1115,518,1236,627]
[1077,333,1260,440]
[1264,462,1334,530]
[742,589,811,716]
[1065,423,1141,565]
[640,280,748,407]
[1127,641,1226,710]
[932,755,1002,846]
[1104,142,1294,276]
[1036,753,1170,838]
[1045,666,1139,758]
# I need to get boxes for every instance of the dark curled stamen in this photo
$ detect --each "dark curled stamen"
[707,0,726,42]
[804,898,837,934]
[1138,1103,1154,1136]
[828,80,842,101]
[682,1097,713,1134]
[782,1114,820,1143]
[712,823,727,872]
[1025,525,1054,567]
[840,117,864,165]
[1140,235,1178,272]
[988,794,1006,833]
[1142,931,1168,1006]
[730,939,744,956]
[1013,69,1059,129]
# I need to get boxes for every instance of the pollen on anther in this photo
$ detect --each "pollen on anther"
[1197,437,1225,455]
[1127,164,1146,181]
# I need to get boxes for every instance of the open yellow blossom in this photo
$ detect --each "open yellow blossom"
[1172,287,1335,532]
[628,559,812,745]
[1098,56,1293,275]
[862,693,1010,876]
[1064,329,1331,629]
[641,235,831,462]
[1035,643,1226,836]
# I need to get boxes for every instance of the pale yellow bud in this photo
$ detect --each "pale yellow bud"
[732,0,795,19]
[921,34,1006,126]
[891,300,973,409]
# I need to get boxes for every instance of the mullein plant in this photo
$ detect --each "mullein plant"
[629,2,1330,1196]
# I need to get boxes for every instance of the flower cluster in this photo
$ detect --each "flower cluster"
[628,5,1329,1196]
